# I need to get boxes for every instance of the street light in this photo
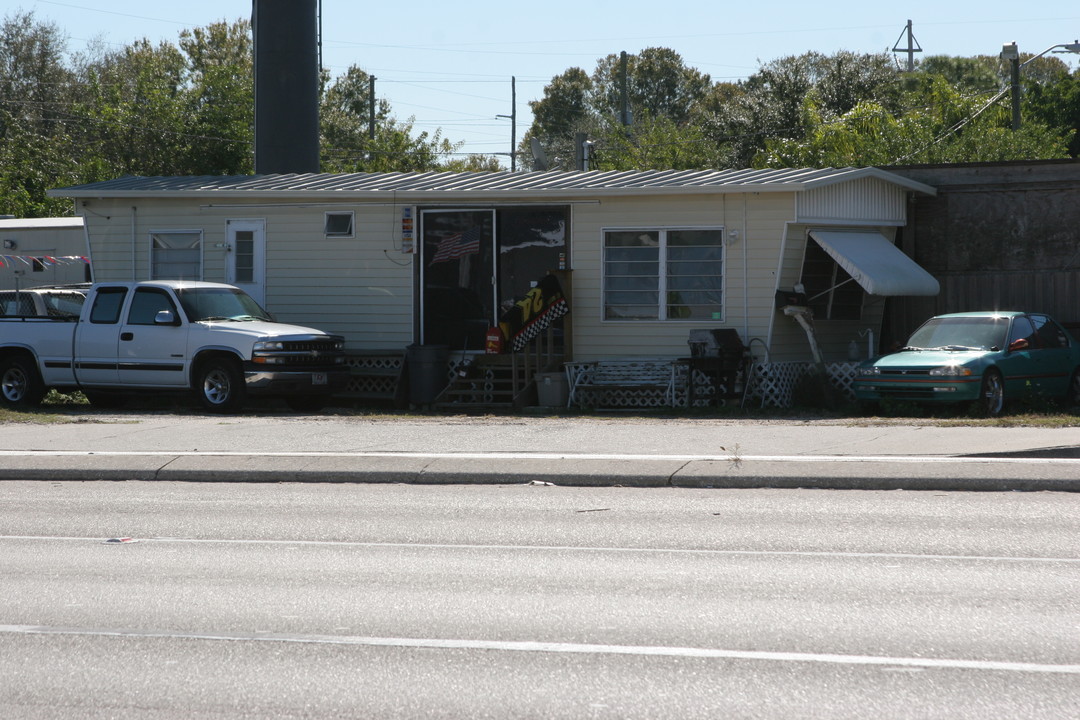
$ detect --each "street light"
[1002,40,1080,130]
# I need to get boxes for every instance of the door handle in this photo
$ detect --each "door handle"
[121,332,134,341]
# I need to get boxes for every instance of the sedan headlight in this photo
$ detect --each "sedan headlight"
[857,366,881,377]
[929,365,973,377]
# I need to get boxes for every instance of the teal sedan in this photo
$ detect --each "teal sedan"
[854,311,1080,415]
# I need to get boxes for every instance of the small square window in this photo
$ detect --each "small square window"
[324,212,355,237]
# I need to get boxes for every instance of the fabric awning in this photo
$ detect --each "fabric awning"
[808,230,940,296]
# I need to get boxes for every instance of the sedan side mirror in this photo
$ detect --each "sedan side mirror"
[1008,338,1030,352]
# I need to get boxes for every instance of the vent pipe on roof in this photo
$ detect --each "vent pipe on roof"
[252,0,320,174]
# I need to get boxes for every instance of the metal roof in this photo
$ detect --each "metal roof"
[48,167,936,199]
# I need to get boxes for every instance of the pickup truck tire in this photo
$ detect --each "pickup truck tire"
[194,357,246,413]
[0,355,46,408]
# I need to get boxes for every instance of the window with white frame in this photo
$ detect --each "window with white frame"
[150,231,202,280]
[603,227,724,321]
[324,211,355,237]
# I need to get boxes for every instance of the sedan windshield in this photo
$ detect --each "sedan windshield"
[905,316,1009,351]
[175,287,273,323]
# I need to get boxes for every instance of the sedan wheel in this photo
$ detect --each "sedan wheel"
[1067,369,1080,407]
[979,369,1005,416]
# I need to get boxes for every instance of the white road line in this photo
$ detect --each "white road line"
[1,624,1076,674]
[0,449,1077,464]
[2,535,1077,563]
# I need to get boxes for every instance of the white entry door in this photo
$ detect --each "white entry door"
[227,219,266,306]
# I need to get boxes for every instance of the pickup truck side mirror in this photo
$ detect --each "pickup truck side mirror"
[1008,338,1030,352]
[154,309,180,326]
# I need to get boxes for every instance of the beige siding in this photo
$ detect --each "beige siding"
[0,223,89,287]
[76,181,918,364]
[79,198,415,351]
[569,192,797,361]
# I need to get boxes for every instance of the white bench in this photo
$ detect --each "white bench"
[565,358,680,408]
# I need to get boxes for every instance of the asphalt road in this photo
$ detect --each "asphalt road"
[2,481,1078,719]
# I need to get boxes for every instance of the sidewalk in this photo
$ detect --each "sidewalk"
[1,413,1078,491]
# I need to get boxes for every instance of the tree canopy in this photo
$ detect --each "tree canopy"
[523,47,1078,173]
[0,10,498,216]
[2,8,1079,217]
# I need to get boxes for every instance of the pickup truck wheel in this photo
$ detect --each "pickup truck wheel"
[0,356,46,408]
[194,358,246,413]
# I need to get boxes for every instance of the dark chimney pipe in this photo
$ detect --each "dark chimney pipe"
[252,0,320,174]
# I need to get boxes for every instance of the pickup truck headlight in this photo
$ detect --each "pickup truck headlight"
[857,366,881,377]
[254,340,284,352]
[929,365,973,377]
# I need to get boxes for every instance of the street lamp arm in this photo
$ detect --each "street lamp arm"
[1019,41,1080,69]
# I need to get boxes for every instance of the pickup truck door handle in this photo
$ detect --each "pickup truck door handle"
[120,332,134,341]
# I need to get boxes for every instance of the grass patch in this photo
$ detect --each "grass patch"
[0,390,88,423]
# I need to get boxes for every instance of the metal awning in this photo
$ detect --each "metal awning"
[808,230,940,296]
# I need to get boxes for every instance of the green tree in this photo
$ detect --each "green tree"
[524,48,715,171]
[756,76,1071,168]
[529,67,592,141]
[704,51,902,168]
[0,11,80,216]
[77,38,190,176]
[590,47,712,126]
[1022,66,1080,157]
[178,19,254,174]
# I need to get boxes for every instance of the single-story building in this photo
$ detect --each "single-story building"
[47,167,938,407]
[0,216,91,288]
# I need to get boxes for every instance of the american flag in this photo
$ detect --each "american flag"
[430,226,482,264]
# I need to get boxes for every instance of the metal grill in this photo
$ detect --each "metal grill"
[283,340,341,353]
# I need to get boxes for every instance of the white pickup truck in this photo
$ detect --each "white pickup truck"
[0,280,348,412]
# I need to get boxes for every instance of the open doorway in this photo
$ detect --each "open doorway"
[419,206,569,351]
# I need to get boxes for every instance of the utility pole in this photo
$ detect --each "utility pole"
[891,20,922,72]
[496,77,517,171]
[368,75,376,142]
[619,51,632,126]
[1001,40,1080,132]
[1001,42,1022,130]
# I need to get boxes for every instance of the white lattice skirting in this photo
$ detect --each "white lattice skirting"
[563,359,859,410]
[744,361,859,408]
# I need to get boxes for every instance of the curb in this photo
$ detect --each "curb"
[1,454,1079,492]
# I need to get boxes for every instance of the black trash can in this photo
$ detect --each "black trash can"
[406,344,449,405]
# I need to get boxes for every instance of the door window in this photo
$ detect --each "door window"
[89,287,128,324]
[127,288,178,325]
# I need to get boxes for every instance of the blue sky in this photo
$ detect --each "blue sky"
[17,0,1080,166]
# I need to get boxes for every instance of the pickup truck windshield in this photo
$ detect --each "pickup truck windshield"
[175,287,273,323]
